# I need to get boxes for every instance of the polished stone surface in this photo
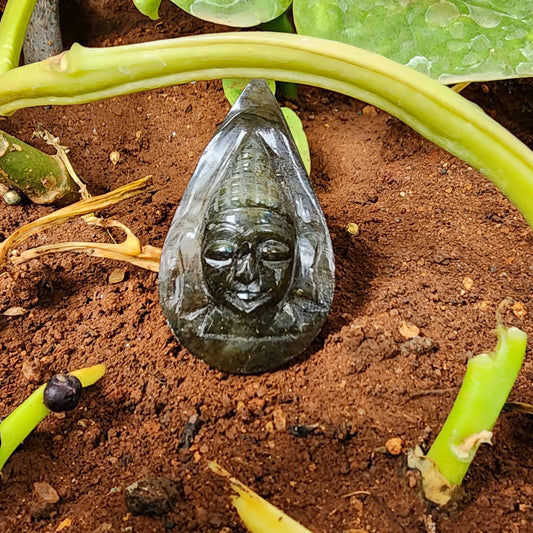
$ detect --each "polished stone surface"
[159,79,334,373]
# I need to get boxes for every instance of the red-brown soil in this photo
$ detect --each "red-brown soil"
[0,2,532,532]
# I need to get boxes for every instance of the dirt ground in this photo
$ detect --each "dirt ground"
[0,1,532,532]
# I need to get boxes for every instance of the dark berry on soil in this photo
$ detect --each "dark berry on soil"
[43,374,82,412]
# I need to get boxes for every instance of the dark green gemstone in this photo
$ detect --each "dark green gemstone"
[159,79,334,373]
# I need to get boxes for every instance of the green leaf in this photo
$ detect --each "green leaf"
[293,0,533,83]
[132,0,162,20]
[221,79,310,172]
[222,78,276,105]
[170,0,292,27]
[282,107,311,174]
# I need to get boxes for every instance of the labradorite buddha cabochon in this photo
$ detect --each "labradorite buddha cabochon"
[158,79,335,373]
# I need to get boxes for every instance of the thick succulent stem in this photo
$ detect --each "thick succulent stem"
[0,33,532,231]
[426,323,527,486]
[22,0,62,64]
[0,130,79,204]
[258,14,298,100]
[408,320,527,505]
[0,0,37,73]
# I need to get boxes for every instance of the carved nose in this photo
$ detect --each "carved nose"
[236,254,256,283]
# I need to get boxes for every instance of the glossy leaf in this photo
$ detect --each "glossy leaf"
[222,78,276,104]
[170,0,292,27]
[293,0,533,83]
[281,107,311,174]
[133,0,162,19]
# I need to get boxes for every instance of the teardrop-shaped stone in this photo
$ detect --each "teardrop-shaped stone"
[159,79,334,373]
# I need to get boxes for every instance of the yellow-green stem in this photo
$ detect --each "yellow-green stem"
[0,0,37,73]
[0,33,532,229]
[426,324,527,486]
[0,364,105,470]
[0,130,79,204]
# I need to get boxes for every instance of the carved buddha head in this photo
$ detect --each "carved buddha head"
[201,137,296,314]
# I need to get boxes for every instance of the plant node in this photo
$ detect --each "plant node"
[0,130,80,205]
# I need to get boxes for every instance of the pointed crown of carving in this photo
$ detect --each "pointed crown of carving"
[207,136,290,216]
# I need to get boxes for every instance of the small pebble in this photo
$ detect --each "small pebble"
[55,517,71,531]
[22,360,41,383]
[400,336,434,356]
[399,321,420,339]
[179,413,201,449]
[512,301,527,318]
[3,306,26,316]
[125,477,181,516]
[346,222,359,236]
[362,105,378,116]
[273,407,287,431]
[108,268,126,284]
[462,276,474,291]
[385,437,403,456]
[34,482,60,504]
[109,150,120,165]
[3,190,21,205]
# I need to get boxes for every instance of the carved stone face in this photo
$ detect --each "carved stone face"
[202,207,296,314]
[159,80,335,373]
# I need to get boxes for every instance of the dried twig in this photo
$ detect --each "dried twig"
[0,175,159,271]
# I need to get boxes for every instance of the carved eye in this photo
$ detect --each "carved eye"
[204,241,235,266]
[259,240,291,262]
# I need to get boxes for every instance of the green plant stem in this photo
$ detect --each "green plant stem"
[0,0,37,73]
[426,324,527,486]
[258,14,298,100]
[0,130,80,204]
[0,364,106,470]
[0,33,532,228]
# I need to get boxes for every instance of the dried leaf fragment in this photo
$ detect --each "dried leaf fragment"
[451,430,492,461]
[407,446,455,506]
[0,176,157,271]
